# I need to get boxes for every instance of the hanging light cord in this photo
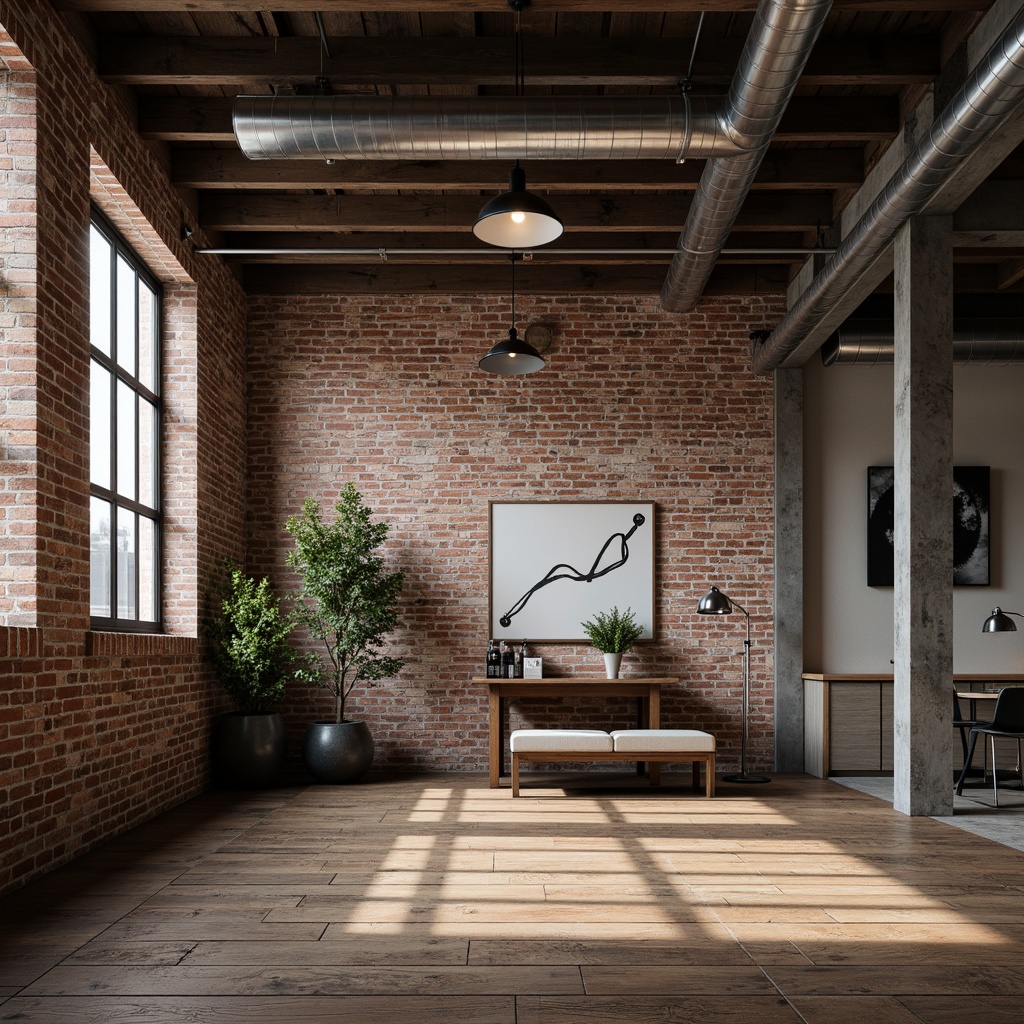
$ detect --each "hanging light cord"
[510,251,517,327]
[681,11,706,92]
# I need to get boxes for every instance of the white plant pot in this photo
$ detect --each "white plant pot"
[604,652,622,679]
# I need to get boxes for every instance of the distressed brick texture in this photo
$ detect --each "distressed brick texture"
[0,1,247,896]
[246,293,781,776]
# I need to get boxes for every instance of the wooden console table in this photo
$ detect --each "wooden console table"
[473,677,677,788]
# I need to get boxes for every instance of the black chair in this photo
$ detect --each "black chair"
[955,687,1024,805]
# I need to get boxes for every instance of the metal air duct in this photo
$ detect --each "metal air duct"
[660,0,834,311]
[820,319,1024,364]
[751,5,1024,375]
[232,94,740,162]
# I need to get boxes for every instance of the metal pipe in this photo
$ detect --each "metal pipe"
[820,319,1024,365]
[197,246,835,256]
[660,0,834,311]
[752,6,1024,375]
[232,94,738,162]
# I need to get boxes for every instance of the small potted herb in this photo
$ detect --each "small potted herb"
[581,605,645,678]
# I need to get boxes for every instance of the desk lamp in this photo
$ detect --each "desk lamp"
[697,586,770,784]
[982,607,1024,632]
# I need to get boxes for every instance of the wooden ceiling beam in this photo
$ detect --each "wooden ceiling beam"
[175,149,863,191]
[55,0,991,13]
[198,191,835,233]
[98,34,938,88]
[138,94,899,143]
[239,262,792,295]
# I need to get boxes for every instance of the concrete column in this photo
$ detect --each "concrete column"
[892,215,954,816]
[774,367,804,771]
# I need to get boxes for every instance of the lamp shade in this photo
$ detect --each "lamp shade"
[697,586,733,615]
[473,164,563,248]
[983,607,1021,632]
[479,326,546,376]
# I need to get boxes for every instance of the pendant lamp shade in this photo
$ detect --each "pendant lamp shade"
[474,164,563,248]
[479,326,545,375]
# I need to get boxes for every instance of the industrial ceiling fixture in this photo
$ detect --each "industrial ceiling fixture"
[479,254,546,376]
[473,160,564,249]
[473,0,563,249]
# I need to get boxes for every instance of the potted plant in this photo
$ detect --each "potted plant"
[205,561,296,787]
[286,484,406,784]
[581,605,645,679]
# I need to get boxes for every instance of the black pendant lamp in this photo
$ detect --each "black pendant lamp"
[473,161,564,249]
[479,254,545,375]
[473,3,563,249]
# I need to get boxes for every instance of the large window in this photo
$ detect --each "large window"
[89,210,162,631]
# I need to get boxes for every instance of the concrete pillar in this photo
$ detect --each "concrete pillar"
[774,367,804,771]
[892,215,954,816]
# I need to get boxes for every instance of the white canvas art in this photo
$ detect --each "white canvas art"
[489,501,655,643]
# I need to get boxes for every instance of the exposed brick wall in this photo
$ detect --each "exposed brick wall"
[0,2,248,896]
[246,292,781,776]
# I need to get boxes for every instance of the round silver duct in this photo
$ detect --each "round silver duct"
[820,319,1024,365]
[232,94,740,162]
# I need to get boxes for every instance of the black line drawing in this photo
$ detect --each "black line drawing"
[499,513,646,627]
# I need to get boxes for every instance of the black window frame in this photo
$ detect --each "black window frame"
[88,206,163,633]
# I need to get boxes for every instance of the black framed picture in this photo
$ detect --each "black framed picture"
[867,466,990,586]
[489,500,655,643]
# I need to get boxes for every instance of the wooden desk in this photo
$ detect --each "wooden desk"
[473,677,677,788]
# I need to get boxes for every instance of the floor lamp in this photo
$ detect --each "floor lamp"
[697,586,771,784]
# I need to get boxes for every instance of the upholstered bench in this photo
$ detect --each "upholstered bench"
[509,728,716,798]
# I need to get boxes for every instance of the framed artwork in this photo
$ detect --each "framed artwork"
[867,466,990,586]
[488,500,655,643]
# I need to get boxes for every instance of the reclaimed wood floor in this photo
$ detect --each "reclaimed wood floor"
[3,771,1024,1023]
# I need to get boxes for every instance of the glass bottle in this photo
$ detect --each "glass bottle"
[486,639,496,678]
[502,641,516,678]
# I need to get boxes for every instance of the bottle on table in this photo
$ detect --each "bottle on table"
[502,641,516,679]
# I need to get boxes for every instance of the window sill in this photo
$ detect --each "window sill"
[86,631,198,658]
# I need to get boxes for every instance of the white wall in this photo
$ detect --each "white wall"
[804,357,1024,674]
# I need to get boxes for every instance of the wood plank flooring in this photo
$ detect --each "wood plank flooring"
[3,772,1024,1022]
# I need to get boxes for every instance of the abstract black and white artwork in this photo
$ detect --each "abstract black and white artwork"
[867,466,990,587]
[489,501,655,643]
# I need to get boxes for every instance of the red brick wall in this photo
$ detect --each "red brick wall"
[0,2,248,896]
[246,292,781,775]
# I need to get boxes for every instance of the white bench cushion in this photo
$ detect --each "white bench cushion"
[510,729,613,753]
[611,729,715,753]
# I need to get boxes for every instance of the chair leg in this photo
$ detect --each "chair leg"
[512,754,520,798]
[991,736,999,808]
[956,732,980,794]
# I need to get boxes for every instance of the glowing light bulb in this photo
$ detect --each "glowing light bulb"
[510,211,526,224]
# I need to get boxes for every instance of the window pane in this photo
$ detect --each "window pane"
[90,360,111,489]
[138,282,157,392]
[116,507,136,620]
[116,254,137,376]
[139,516,157,623]
[90,226,112,356]
[90,497,111,617]
[138,397,157,509]
[117,380,136,500]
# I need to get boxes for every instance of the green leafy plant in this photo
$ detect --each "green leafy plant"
[204,562,296,714]
[580,605,645,654]
[285,485,406,724]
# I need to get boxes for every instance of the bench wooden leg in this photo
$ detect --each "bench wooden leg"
[512,753,520,797]
[706,755,715,798]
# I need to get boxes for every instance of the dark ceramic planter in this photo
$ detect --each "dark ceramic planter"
[213,711,287,788]
[303,720,374,784]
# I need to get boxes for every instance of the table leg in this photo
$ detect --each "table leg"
[648,686,661,785]
[488,689,502,788]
